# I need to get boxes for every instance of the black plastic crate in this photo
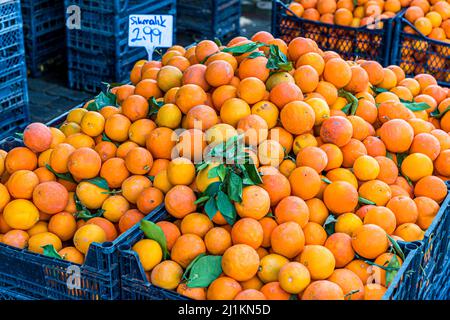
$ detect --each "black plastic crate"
[391,13,449,87]
[271,0,394,66]
[21,0,65,77]
[177,0,241,42]
[65,0,176,93]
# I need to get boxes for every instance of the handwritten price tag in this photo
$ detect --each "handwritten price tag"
[128,14,173,59]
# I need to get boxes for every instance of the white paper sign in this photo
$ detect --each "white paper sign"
[128,14,173,59]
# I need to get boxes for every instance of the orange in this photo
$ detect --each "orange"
[306,198,329,225]
[235,185,271,220]
[324,233,355,268]
[28,232,62,254]
[48,212,77,241]
[164,185,197,219]
[146,127,177,160]
[353,155,380,181]
[364,283,387,300]
[258,253,289,283]
[207,277,242,300]
[320,144,343,171]
[222,244,260,281]
[2,230,29,249]
[132,239,163,271]
[6,170,39,199]
[220,98,251,127]
[298,245,336,280]
[164,234,203,267]
[58,247,84,264]
[176,283,206,300]
[125,147,153,175]
[358,180,392,206]
[351,224,389,259]
[364,206,397,235]
[394,223,424,241]
[294,65,319,93]
[328,268,365,300]
[33,181,69,214]
[345,259,371,284]
[180,213,213,238]
[296,146,328,173]
[289,166,322,200]
[271,222,305,258]
[150,260,183,290]
[435,150,450,177]
[67,147,101,179]
[211,85,237,111]
[320,116,353,147]
[5,147,38,174]
[274,196,310,227]
[386,196,419,225]
[414,176,447,203]
[102,195,129,223]
[323,181,358,215]
[231,217,263,249]
[323,58,351,88]
[128,119,157,146]
[414,196,440,230]
[185,104,218,131]
[204,227,232,255]
[401,153,434,182]
[23,123,52,153]
[234,289,266,300]
[167,157,195,186]
[280,101,315,135]
[118,209,144,234]
[279,262,311,294]
[303,222,327,245]
[86,217,117,242]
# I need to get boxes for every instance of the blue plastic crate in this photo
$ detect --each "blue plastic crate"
[119,207,189,300]
[0,0,29,140]
[272,0,394,66]
[384,182,450,300]
[177,0,241,42]
[0,0,22,31]
[119,207,427,300]
[65,0,177,93]
[67,0,164,15]
[20,0,65,77]
[391,13,449,87]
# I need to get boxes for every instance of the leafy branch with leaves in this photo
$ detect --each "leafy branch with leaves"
[194,135,263,226]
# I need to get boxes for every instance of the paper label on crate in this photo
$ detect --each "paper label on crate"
[128,14,173,58]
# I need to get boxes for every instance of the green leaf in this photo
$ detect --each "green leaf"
[216,191,237,225]
[372,86,388,94]
[387,234,405,261]
[341,102,352,114]
[248,51,266,59]
[14,132,24,139]
[386,254,401,286]
[289,294,298,300]
[227,172,243,202]
[42,245,63,260]
[402,101,431,112]
[148,97,164,117]
[84,177,110,191]
[182,253,206,280]
[88,91,117,111]
[205,197,218,220]
[430,106,450,119]
[266,44,293,72]
[222,42,266,56]
[395,152,409,168]
[213,38,222,47]
[323,215,337,236]
[45,164,76,183]
[338,89,359,115]
[102,132,113,142]
[194,195,210,205]
[186,255,223,288]
[140,220,170,259]
[195,162,208,172]
[76,208,104,220]
[386,151,394,161]
[321,177,332,184]
[358,196,376,205]
[204,181,222,197]
[243,163,263,185]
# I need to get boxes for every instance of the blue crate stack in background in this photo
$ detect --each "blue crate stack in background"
[177,0,242,44]
[64,0,177,93]
[0,0,29,140]
[21,0,66,77]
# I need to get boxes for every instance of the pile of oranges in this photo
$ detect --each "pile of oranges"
[286,0,409,28]
[403,0,450,41]
[0,30,449,300]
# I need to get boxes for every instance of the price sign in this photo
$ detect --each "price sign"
[128,14,173,60]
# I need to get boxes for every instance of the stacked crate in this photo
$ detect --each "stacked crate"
[177,0,241,44]
[0,0,29,140]
[65,0,177,93]
[21,0,66,77]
